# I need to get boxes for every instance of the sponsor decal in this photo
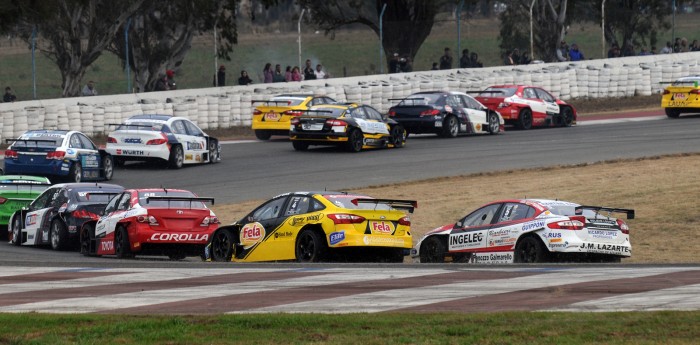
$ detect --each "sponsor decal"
[120,150,145,155]
[329,231,345,245]
[265,112,280,121]
[469,252,514,264]
[81,155,100,168]
[186,141,204,150]
[273,231,293,239]
[475,123,481,131]
[668,101,688,107]
[488,229,510,237]
[240,222,265,248]
[549,241,569,249]
[26,214,38,226]
[124,138,142,144]
[578,242,631,254]
[673,93,687,100]
[362,235,404,247]
[185,154,193,160]
[449,231,486,250]
[306,214,323,221]
[588,229,618,239]
[489,237,516,247]
[370,221,395,234]
[545,232,562,239]
[149,233,209,242]
[444,105,453,112]
[195,155,201,162]
[522,220,545,231]
[550,238,563,243]
[288,216,306,226]
[66,149,75,155]
[100,240,114,252]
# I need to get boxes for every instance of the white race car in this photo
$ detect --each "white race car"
[105,114,220,169]
[412,199,634,264]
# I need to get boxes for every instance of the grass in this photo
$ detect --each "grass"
[0,311,698,344]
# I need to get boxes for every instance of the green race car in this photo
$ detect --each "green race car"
[0,175,51,238]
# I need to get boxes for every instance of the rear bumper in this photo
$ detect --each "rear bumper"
[4,159,70,177]
[327,231,412,250]
[105,144,170,161]
[393,117,442,133]
[252,119,292,131]
[290,131,350,143]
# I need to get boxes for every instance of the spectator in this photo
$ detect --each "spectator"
[291,66,302,81]
[660,41,673,54]
[399,56,413,72]
[673,37,681,53]
[214,65,226,86]
[303,59,316,80]
[639,47,651,56]
[651,46,658,54]
[388,53,400,73]
[154,74,168,91]
[439,47,452,69]
[556,41,569,61]
[459,49,470,68]
[263,63,273,83]
[680,37,689,52]
[272,64,285,82]
[284,66,292,82]
[512,48,521,64]
[469,52,483,68]
[568,43,584,61]
[166,70,177,90]
[520,51,531,65]
[81,80,97,96]
[621,43,635,57]
[3,86,16,102]
[431,62,439,70]
[314,64,327,79]
[692,40,700,52]
[503,50,515,65]
[238,70,253,85]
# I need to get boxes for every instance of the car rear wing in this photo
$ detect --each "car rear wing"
[575,205,635,219]
[106,123,160,131]
[146,196,215,206]
[388,97,430,105]
[251,100,293,105]
[5,138,59,145]
[659,80,700,87]
[351,198,418,213]
[464,90,505,95]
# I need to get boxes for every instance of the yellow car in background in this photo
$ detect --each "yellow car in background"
[661,75,700,118]
[252,94,336,140]
[205,191,416,263]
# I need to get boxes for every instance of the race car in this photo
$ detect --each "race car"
[205,191,416,263]
[412,199,634,264]
[252,94,336,140]
[80,188,218,260]
[289,103,406,152]
[9,183,124,250]
[0,175,51,239]
[387,91,504,137]
[4,130,115,183]
[661,75,700,118]
[474,85,577,129]
[105,114,220,169]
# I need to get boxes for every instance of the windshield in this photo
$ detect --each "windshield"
[322,194,393,211]
[116,121,165,131]
[479,87,517,97]
[399,93,443,106]
[138,190,206,208]
[74,190,122,203]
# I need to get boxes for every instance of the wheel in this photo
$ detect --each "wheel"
[68,162,82,183]
[295,229,327,262]
[255,130,272,140]
[102,155,114,180]
[419,236,447,263]
[665,108,681,118]
[80,223,95,256]
[292,141,309,151]
[514,236,549,263]
[487,111,500,134]
[346,129,364,152]
[516,108,533,130]
[208,140,219,163]
[114,227,133,258]
[389,125,406,148]
[49,220,69,251]
[114,157,125,167]
[168,145,184,169]
[10,215,21,246]
[560,106,574,127]
[211,229,235,261]
[440,115,459,138]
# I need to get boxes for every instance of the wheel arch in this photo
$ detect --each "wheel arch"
[298,224,327,245]
[514,232,548,252]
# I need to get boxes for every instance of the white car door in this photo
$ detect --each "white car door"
[535,88,561,115]
[461,95,487,132]
[95,193,128,239]
[352,107,390,135]
[22,187,60,245]
[522,87,549,115]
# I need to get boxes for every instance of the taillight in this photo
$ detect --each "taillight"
[0,197,7,204]
[326,119,347,127]
[662,89,670,95]
[398,216,411,226]
[253,109,262,115]
[201,216,220,226]
[137,215,159,225]
[46,151,66,160]
[617,219,630,234]
[327,214,365,224]
[547,216,586,230]
[388,110,396,117]
[107,137,117,143]
[690,89,699,95]
[290,117,300,125]
[146,138,168,145]
[420,109,440,116]
[283,110,303,116]
[72,209,99,219]
[4,150,18,159]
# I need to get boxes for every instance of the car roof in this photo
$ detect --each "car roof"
[272,191,368,199]
[128,188,192,193]
[0,175,52,184]
[521,199,580,207]
[53,183,124,190]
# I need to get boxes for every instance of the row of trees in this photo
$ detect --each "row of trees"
[0,0,686,97]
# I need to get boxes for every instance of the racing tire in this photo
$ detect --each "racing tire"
[665,108,681,118]
[49,220,69,251]
[208,139,219,164]
[211,229,235,261]
[68,162,82,183]
[292,141,309,151]
[487,112,500,134]
[10,215,22,246]
[560,106,574,127]
[440,116,459,138]
[168,145,184,169]
[419,236,446,263]
[115,227,133,258]
[516,108,533,130]
[389,125,406,148]
[295,229,327,263]
[80,223,95,256]
[254,130,272,140]
[514,236,550,263]
[346,129,364,153]
[102,155,114,181]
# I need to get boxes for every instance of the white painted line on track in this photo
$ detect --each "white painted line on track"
[578,115,666,126]
[545,283,700,312]
[220,139,258,145]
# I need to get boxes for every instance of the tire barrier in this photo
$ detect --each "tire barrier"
[2,52,699,142]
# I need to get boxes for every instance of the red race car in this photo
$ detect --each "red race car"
[80,188,218,260]
[474,85,577,130]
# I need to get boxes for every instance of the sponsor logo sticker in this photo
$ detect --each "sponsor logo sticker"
[149,233,209,242]
[363,235,404,247]
[449,231,486,251]
[240,222,265,248]
[329,231,345,245]
[369,221,394,234]
[470,252,514,264]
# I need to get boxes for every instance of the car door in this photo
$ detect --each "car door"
[95,192,130,239]
[447,203,502,253]
[461,95,487,132]
[170,120,196,164]
[534,88,561,115]
[71,133,102,180]
[23,187,61,245]
[445,94,469,132]
[485,202,537,251]
[263,195,314,258]
[183,120,208,163]
[238,196,289,251]
[522,87,549,121]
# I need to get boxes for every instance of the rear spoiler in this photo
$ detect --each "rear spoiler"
[659,81,699,86]
[0,181,51,186]
[575,205,635,220]
[252,100,292,105]
[388,97,428,105]
[351,198,418,213]
[464,90,504,94]
[5,138,59,144]
[146,196,215,206]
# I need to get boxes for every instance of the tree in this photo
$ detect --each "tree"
[595,0,672,52]
[15,0,145,97]
[296,0,464,71]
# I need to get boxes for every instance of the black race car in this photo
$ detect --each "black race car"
[388,91,504,138]
[289,103,406,152]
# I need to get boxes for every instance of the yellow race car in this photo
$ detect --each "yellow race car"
[205,191,416,263]
[252,94,336,140]
[661,76,700,118]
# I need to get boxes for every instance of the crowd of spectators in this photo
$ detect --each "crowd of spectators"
[234,58,329,86]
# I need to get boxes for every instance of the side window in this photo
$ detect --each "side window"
[251,197,287,221]
[363,106,383,121]
[284,196,311,216]
[78,134,97,150]
[524,88,537,99]
[171,120,187,135]
[311,199,326,211]
[30,188,56,210]
[103,194,123,215]
[462,96,481,109]
[460,204,501,228]
[184,121,203,136]
[322,97,335,104]
[350,107,367,119]
[535,88,555,102]
[69,134,83,148]
[496,203,535,223]
[50,189,69,208]
[447,95,464,108]
[117,193,132,211]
